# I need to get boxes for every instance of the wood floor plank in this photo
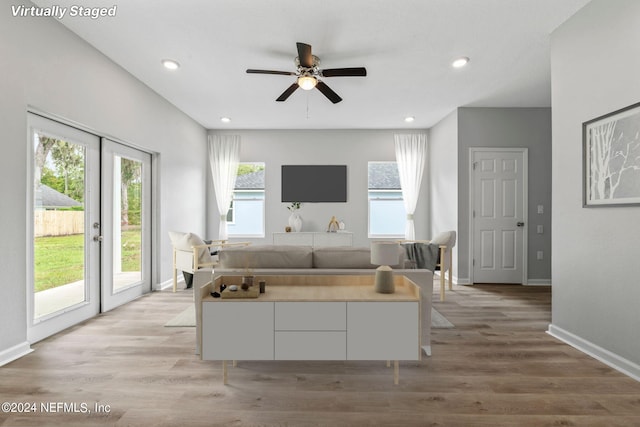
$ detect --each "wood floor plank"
[1,281,639,426]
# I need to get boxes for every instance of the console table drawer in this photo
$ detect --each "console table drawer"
[347,302,419,361]
[202,302,274,360]
[275,302,346,331]
[275,331,346,360]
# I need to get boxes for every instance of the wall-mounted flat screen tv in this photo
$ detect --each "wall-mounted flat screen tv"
[281,165,347,202]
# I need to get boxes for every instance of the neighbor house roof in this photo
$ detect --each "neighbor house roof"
[235,165,401,190]
[36,184,82,209]
[368,162,401,189]
[235,170,265,189]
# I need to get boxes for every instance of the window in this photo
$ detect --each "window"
[368,162,405,237]
[227,163,265,237]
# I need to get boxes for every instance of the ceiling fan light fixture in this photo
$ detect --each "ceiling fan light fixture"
[297,75,317,90]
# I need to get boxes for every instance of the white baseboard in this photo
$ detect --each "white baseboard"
[525,279,552,286]
[547,324,640,382]
[455,278,550,286]
[0,341,32,367]
[155,277,180,291]
[434,271,470,285]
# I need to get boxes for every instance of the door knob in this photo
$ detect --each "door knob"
[93,235,103,242]
[516,222,525,227]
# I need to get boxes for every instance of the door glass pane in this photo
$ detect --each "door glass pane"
[33,132,86,318]
[113,156,142,292]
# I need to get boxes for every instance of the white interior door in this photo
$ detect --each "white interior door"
[101,139,152,311]
[470,148,527,284]
[28,114,101,343]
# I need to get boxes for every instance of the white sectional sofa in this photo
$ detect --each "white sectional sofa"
[193,245,433,357]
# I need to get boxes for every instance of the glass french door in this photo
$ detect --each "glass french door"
[28,115,152,343]
[28,114,101,343]
[101,139,151,311]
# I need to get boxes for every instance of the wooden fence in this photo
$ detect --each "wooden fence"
[35,210,84,237]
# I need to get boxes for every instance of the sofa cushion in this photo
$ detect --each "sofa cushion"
[312,247,377,269]
[218,245,313,269]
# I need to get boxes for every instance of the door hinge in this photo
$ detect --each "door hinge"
[473,259,475,266]
[473,210,476,218]
[473,161,478,170]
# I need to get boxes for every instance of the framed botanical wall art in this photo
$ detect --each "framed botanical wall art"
[583,101,640,207]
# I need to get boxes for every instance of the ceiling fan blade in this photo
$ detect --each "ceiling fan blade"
[315,81,342,104]
[276,83,299,102]
[321,67,367,77]
[247,69,296,76]
[296,42,314,68]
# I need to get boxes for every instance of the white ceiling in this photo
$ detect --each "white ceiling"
[34,0,590,130]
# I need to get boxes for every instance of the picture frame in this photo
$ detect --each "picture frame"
[583,101,640,207]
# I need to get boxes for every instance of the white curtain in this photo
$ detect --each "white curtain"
[394,133,427,240]
[208,135,240,240]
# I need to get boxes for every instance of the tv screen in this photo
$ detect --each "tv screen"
[281,165,347,202]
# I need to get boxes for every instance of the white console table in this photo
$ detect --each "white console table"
[273,231,353,247]
[201,275,421,385]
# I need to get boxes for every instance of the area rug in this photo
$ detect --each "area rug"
[165,305,454,328]
[431,308,454,328]
[164,305,195,327]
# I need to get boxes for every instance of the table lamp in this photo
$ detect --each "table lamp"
[371,241,400,293]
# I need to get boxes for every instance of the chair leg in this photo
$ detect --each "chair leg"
[448,250,453,290]
[172,249,177,292]
[440,246,446,301]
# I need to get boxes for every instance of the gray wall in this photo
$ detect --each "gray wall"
[207,130,430,247]
[457,107,553,283]
[428,110,459,279]
[1,10,207,358]
[428,107,553,284]
[550,0,640,370]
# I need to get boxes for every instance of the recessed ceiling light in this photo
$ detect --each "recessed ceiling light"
[452,57,470,68]
[404,116,415,123]
[220,117,231,123]
[161,59,180,70]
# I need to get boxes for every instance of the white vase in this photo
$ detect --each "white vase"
[289,212,302,232]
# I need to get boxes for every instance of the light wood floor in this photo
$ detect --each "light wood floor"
[2,281,640,426]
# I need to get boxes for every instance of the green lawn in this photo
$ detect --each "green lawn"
[34,229,141,292]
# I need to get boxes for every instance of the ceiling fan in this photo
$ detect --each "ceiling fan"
[246,42,367,104]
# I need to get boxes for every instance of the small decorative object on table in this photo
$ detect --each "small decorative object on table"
[285,226,292,232]
[259,280,266,294]
[242,254,254,287]
[327,216,340,232]
[370,241,401,293]
[221,284,259,298]
[287,202,303,232]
